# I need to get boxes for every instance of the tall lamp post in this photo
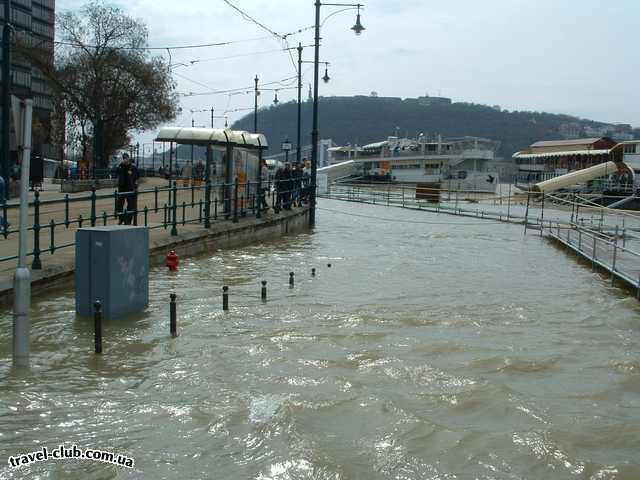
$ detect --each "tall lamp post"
[309,2,365,227]
[297,44,303,165]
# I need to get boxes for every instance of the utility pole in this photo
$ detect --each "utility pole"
[254,75,259,133]
[297,43,303,165]
[310,1,321,226]
[211,107,214,128]
[2,0,11,196]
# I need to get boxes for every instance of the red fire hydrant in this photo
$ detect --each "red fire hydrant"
[165,250,179,272]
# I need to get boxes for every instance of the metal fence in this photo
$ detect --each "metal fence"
[0,179,311,270]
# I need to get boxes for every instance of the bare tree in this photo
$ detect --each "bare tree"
[19,1,178,169]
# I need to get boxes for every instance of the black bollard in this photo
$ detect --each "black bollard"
[327,263,332,268]
[261,280,267,301]
[311,268,316,277]
[223,286,229,311]
[289,272,294,288]
[94,301,102,354]
[170,293,177,337]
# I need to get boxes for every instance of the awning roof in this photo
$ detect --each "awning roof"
[328,146,363,153]
[155,127,268,149]
[530,138,604,148]
[362,140,389,150]
[513,149,611,159]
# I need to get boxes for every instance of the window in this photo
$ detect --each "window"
[624,144,637,154]
[32,4,54,23]
[11,69,31,87]
[34,0,55,9]
[391,163,420,170]
[32,20,54,38]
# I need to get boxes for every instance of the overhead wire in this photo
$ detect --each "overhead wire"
[51,34,274,51]
[221,0,303,74]
[177,74,298,97]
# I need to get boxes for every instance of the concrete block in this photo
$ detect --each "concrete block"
[75,226,149,319]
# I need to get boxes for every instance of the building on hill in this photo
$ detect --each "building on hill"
[513,137,617,183]
[558,122,583,139]
[416,95,452,107]
[584,123,633,141]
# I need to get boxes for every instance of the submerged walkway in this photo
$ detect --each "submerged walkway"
[545,223,640,295]
[321,184,640,298]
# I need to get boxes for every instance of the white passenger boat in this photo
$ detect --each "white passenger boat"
[329,135,499,193]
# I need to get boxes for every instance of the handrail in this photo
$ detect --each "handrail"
[0,178,313,269]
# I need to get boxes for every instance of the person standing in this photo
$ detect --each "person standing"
[0,175,6,229]
[115,153,139,225]
[274,164,284,213]
[282,163,293,210]
[260,159,269,212]
[302,161,311,204]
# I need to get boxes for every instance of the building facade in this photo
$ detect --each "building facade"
[513,137,617,183]
[0,0,56,165]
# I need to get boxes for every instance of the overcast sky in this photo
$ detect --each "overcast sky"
[57,0,640,146]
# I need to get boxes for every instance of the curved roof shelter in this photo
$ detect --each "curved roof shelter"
[155,127,268,150]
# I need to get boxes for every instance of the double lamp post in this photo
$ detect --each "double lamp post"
[309,2,364,227]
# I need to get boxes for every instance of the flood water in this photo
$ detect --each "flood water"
[1,198,639,479]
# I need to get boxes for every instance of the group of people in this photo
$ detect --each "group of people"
[158,160,206,180]
[263,160,311,212]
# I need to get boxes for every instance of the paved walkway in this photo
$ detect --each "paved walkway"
[0,178,307,299]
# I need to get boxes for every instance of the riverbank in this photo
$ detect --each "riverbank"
[0,206,309,304]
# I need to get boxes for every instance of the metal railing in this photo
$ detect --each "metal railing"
[0,178,312,270]
[544,220,640,295]
[320,183,530,224]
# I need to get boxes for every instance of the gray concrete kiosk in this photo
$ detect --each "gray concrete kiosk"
[75,226,149,319]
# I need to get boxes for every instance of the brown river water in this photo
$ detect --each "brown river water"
[0,198,639,479]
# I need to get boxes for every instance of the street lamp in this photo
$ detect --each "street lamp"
[309,1,365,227]
[296,46,331,167]
[351,4,365,35]
[322,63,330,83]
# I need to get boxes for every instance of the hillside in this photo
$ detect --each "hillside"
[231,96,633,159]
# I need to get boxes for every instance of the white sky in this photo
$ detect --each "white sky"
[57,0,640,147]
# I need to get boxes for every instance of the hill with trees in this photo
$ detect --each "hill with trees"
[232,95,634,159]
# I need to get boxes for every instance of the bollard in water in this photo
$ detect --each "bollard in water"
[261,280,267,301]
[94,301,102,354]
[170,293,177,337]
[223,286,229,311]
[311,268,316,277]
[289,272,295,288]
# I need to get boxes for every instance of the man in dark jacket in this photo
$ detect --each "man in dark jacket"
[115,153,139,225]
[281,163,293,210]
